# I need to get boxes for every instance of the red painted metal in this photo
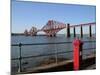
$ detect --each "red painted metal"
[42,20,66,36]
[73,39,83,70]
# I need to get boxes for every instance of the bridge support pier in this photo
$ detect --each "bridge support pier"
[49,34,56,37]
[73,27,76,37]
[67,23,70,37]
[80,26,83,38]
[89,25,92,37]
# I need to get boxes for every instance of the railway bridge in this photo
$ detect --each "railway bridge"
[24,20,96,37]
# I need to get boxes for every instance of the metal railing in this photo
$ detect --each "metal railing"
[11,40,96,72]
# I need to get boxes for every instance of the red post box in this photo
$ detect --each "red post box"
[73,38,83,70]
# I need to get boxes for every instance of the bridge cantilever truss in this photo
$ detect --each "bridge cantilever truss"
[42,20,66,37]
[24,26,38,36]
[24,20,66,37]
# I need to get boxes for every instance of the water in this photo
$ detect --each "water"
[11,34,96,72]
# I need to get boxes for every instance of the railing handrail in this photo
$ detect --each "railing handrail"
[11,50,73,60]
[11,41,96,46]
[11,47,96,60]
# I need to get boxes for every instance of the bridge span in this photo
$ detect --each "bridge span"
[24,20,96,37]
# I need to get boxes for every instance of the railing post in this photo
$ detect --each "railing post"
[73,39,83,70]
[89,25,92,37]
[73,27,76,37]
[67,23,70,37]
[55,44,58,64]
[18,43,22,72]
[80,25,83,38]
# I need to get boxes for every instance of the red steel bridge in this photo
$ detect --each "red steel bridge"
[24,20,96,37]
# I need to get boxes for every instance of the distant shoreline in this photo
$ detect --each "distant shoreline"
[11,33,96,36]
[11,33,24,36]
[11,33,47,36]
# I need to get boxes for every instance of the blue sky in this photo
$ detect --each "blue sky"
[11,1,96,34]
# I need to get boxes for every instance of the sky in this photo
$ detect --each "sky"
[11,0,96,34]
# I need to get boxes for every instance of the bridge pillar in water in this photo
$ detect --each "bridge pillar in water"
[49,33,56,37]
[73,27,76,37]
[89,25,92,37]
[80,25,83,38]
[67,23,70,37]
[73,39,83,70]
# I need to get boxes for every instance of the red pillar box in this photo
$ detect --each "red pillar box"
[73,39,83,70]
